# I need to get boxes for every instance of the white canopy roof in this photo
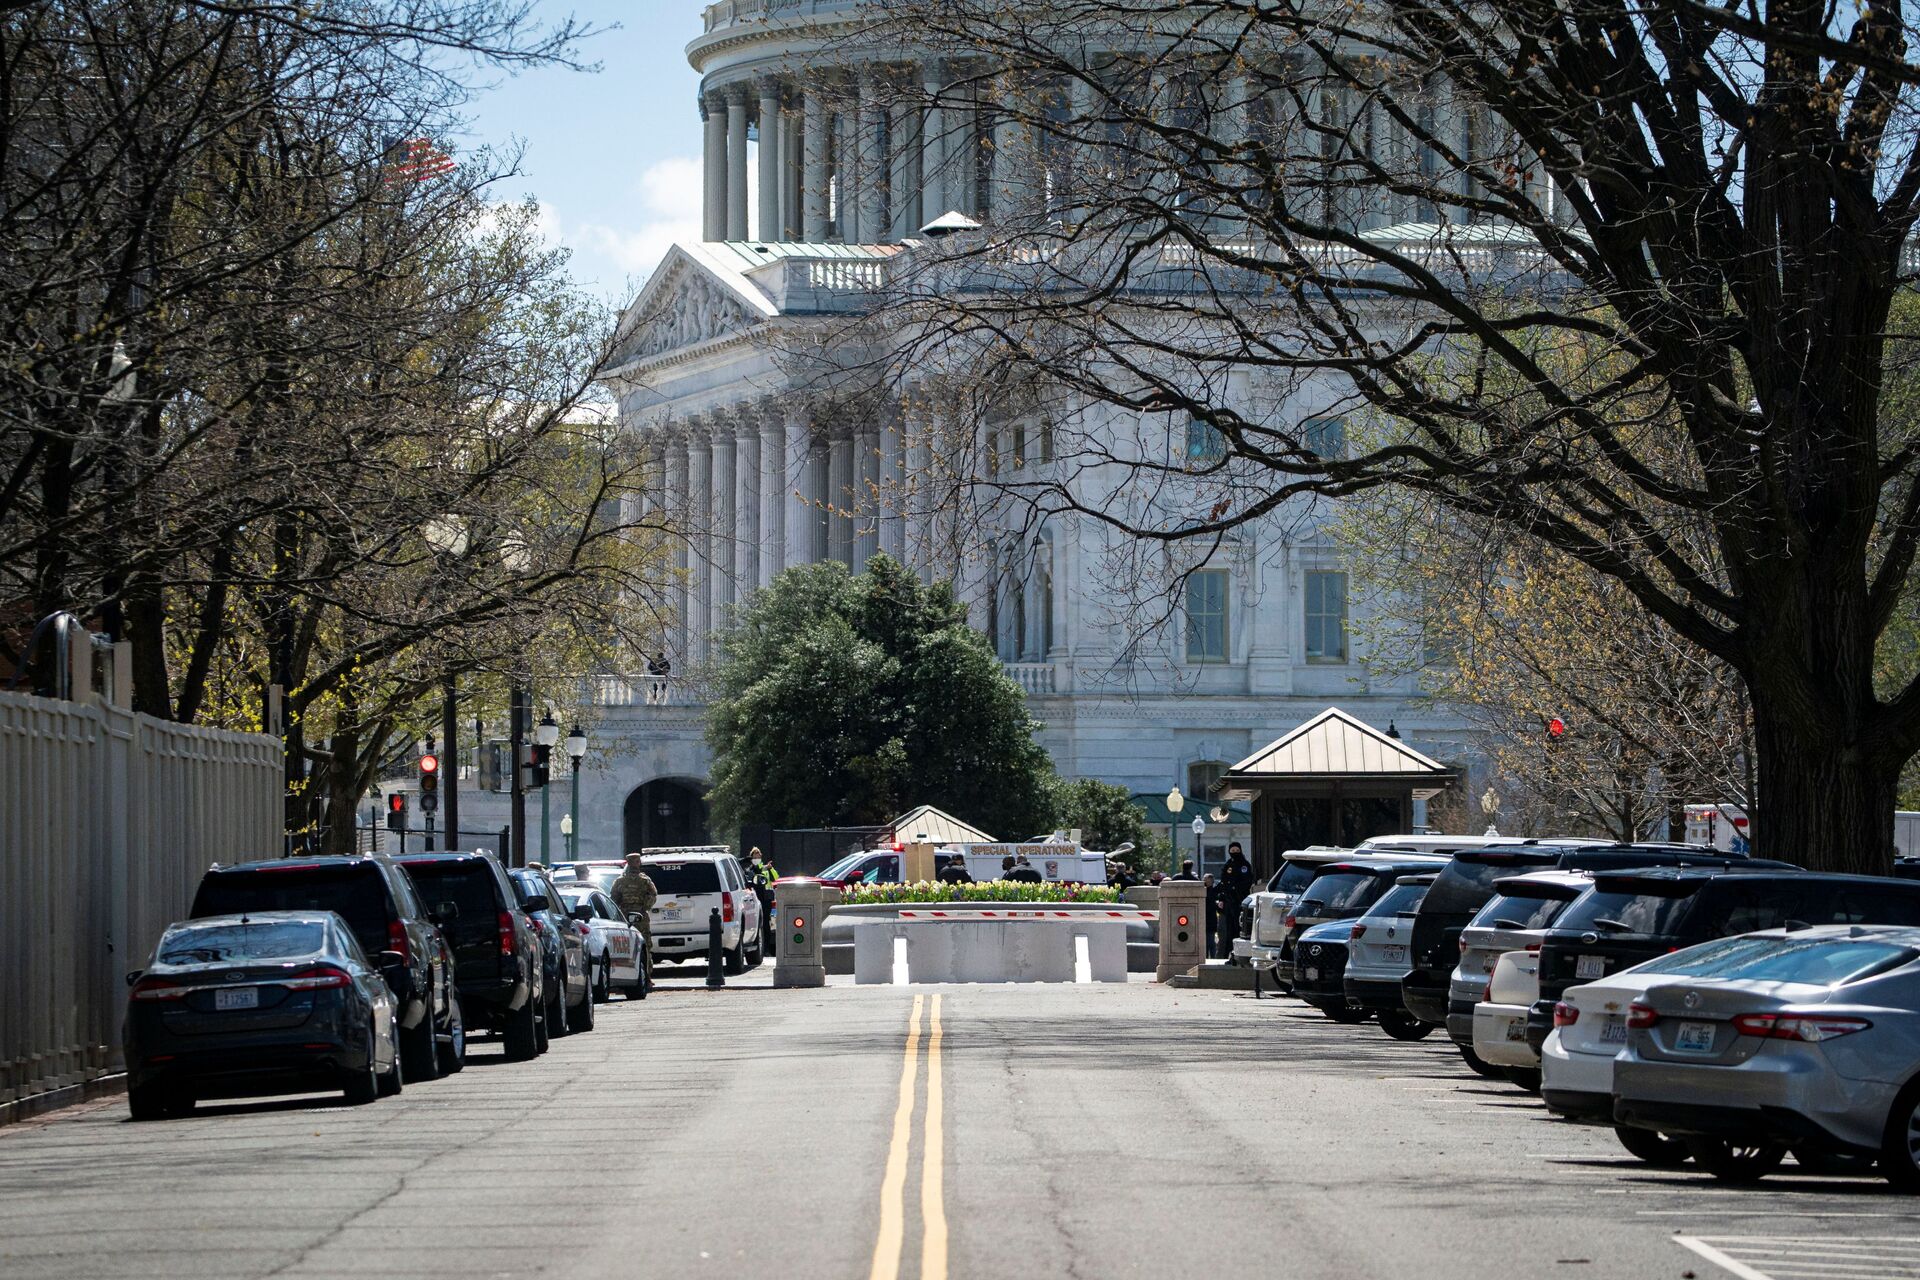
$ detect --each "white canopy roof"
[1227,707,1450,780]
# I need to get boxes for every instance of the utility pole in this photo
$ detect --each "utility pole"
[442,677,459,852]
[509,683,529,867]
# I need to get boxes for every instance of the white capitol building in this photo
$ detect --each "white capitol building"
[560,0,1483,863]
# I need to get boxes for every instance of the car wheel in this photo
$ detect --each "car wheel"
[400,1004,439,1083]
[128,1082,178,1121]
[745,932,763,968]
[377,1040,404,1098]
[344,1035,380,1105]
[1614,1126,1692,1167]
[1378,1010,1436,1041]
[568,979,596,1033]
[1792,1147,1875,1175]
[633,954,650,999]
[545,978,567,1040]
[1456,1043,1505,1079]
[1317,1001,1371,1024]
[724,943,746,975]
[1882,1082,1920,1190]
[437,997,466,1075]
[504,993,540,1062]
[1687,1137,1786,1183]
[592,959,611,1004]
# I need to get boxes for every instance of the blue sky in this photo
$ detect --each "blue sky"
[459,2,707,306]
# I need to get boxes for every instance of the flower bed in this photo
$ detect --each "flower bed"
[838,880,1123,906]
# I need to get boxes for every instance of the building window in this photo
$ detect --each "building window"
[1305,570,1348,662]
[1185,414,1226,463]
[1303,416,1345,459]
[1186,569,1229,663]
[1036,419,1055,462]
[1012,424,1027,470]
[1187,760,1226,803]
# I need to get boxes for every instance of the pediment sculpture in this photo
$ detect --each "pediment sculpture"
[623,262,758,361]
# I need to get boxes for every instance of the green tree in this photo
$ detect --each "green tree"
[706,554,1057,838]
[1049,777,1152,854]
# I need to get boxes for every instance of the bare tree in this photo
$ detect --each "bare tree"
[834,0,1920,870]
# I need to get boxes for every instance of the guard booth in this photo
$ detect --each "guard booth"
[1217,708,1456,880]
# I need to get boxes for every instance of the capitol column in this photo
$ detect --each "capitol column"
[733,409,760,595]
[803,88,831,242]
[758,81,783,241]
[665,428,691,662]
[903,393,935,579]
[758,403,785,582]
[827,425,854,566]
[783,402,814,568]
[703,93,727,241]
[878,408,905,561]
[727,87,750,241]
[685,416,713,664]
[711,417,737,624]
[921,60,947,217]
[889,83,921,237]
[853,423,880,568]
[858,71,887,240]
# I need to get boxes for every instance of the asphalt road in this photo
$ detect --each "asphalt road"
[4,969,1919,1280]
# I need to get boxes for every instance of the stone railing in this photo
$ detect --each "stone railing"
[585,674,710,709]
[701,0,854,33]
[1004,662,1055,695]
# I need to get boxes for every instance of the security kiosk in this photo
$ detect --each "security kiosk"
[1155,881,1207,981]
[774,882,837,988]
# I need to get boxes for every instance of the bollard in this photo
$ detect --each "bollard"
[705,907,725,989]
[1154,881,1208,982]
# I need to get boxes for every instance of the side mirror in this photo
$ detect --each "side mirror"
[570,905,593,921]
[125,969,144,987]
[433,900,460,923]
[375,950,407,972]
[522,894,550,913]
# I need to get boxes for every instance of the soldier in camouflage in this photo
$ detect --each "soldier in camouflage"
[610,853,658,946]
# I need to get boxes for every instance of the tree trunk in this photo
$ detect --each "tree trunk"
[1750,704,1898,875]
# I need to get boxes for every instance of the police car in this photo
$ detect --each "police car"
[642,849,765,974]
[555,883,649,1000]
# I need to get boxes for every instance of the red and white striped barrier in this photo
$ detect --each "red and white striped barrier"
[896,909,1157,920]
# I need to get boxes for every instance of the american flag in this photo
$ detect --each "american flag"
[383,137,456,184]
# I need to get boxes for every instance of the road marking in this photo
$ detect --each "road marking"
[869,994,923,1280]
[921,994,947,1280]
[1676,1235,1920,1280]
[1676,1237,1777,1280]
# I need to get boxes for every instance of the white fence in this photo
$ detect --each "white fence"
[0,691,280,1108]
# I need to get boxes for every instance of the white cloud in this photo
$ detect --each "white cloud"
[563,154,758,289]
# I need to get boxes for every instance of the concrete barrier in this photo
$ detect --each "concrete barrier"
[851,913,1130,984]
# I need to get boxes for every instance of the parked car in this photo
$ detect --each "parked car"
[1291,919,1366,1022]
[1344,875,1437,1039]
[511,867,594,1035]
[1473,949,1547,1088]
[642,850,765,973]
[1233,847,1350,970]
[1275,856,1450,988]
[394,851,546,1061]
[189,853,456,1082]
[1526,867,1920,1054]
[557,881,650,1000]
[549,860,624,895]
[1459,870,1595,1086]
[124,911,402,1118]
[1611,925,1920,1186]
[1401,844,1760,1072]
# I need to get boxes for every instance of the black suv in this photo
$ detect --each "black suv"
[1275,857,1449,988]
[1527,867,1920,1066]
[511,867,594,1038]
[1399,844,1774,1058]
[395,852,546,1061]
[190,854,456,1081]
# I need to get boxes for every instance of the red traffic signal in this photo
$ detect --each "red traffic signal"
[420,753,438,775]
[1547,717,1566,739]
[388,793,406,813]
[419,751,439,796]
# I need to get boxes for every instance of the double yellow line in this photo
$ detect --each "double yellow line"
[869,993,947,1280]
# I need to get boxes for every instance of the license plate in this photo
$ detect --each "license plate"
[1482,955,1499,974]
[1600,1016,1628,1045]
[1673,1021,1717,1053]
[660,907,684,921]
[1505,1019,1527,1042]
[1303,966,1319,981]
[215,987,259,1011]
[1381,944,1407,965]
[1576,954,1607,980]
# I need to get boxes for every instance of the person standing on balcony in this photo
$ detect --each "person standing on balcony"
[645,652,671,704]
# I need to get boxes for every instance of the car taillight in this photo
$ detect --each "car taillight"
[1731,1013,1873,1042]
[1458,938,1470,953]
[498,909,516,958]
[1283,915,1297,930]
[1526,944,1541,954]
[387,919,409,963]
[1553,1002,1579,1027]
[1626,1002,1659,1029]
[722,891,735,924]
[281,967,351,991]
[1350,924,1366,940]
[129,978,189,1001]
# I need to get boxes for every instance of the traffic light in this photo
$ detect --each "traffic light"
[386,792,407,831]
[530,743,551,788]
[419,749,439,812]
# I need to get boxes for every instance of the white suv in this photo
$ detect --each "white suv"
[1234,847,1350,968]
[641,849,765,974]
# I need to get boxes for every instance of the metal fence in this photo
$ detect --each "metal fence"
[0,691,280,1108]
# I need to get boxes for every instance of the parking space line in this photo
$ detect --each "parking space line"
[1677,1236,1780,1280]
[869,995,924,1280]
[1675,1236,1920,1280]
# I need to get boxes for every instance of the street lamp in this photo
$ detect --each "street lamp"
[564,724,587,859]
[1164,787,1184,873]
[1191,814,1206,873]
[535,714,559,861]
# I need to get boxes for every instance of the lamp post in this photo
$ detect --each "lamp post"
[565,724,587,859]
[535,713,560,861]
[1191,814,1206,873]
[560,814,574,859]
[1165,785,1184,874]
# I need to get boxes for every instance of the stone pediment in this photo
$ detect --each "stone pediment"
[611,245,777,367]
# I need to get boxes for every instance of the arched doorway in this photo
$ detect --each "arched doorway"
[623,777,711,851]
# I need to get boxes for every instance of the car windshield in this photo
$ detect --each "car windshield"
[1270,862,1321,894]
[1362,883,1428,919]
[818,852,869,881]
[1471,892,1571,932]
[1631,935,1918,985]
[158,920,326,965]
[1424,857,1555,916]
[644,861,722,895]
[1555,884,1699,936]
[1296,872,1386,913]
[399,861,498,925]
[557,886,595,912]
[194,865,390,955]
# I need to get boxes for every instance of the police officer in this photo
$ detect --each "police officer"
[610,853,659,949]
[745,846,777,949]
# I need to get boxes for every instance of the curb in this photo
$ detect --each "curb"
[0,1074,127,1129]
